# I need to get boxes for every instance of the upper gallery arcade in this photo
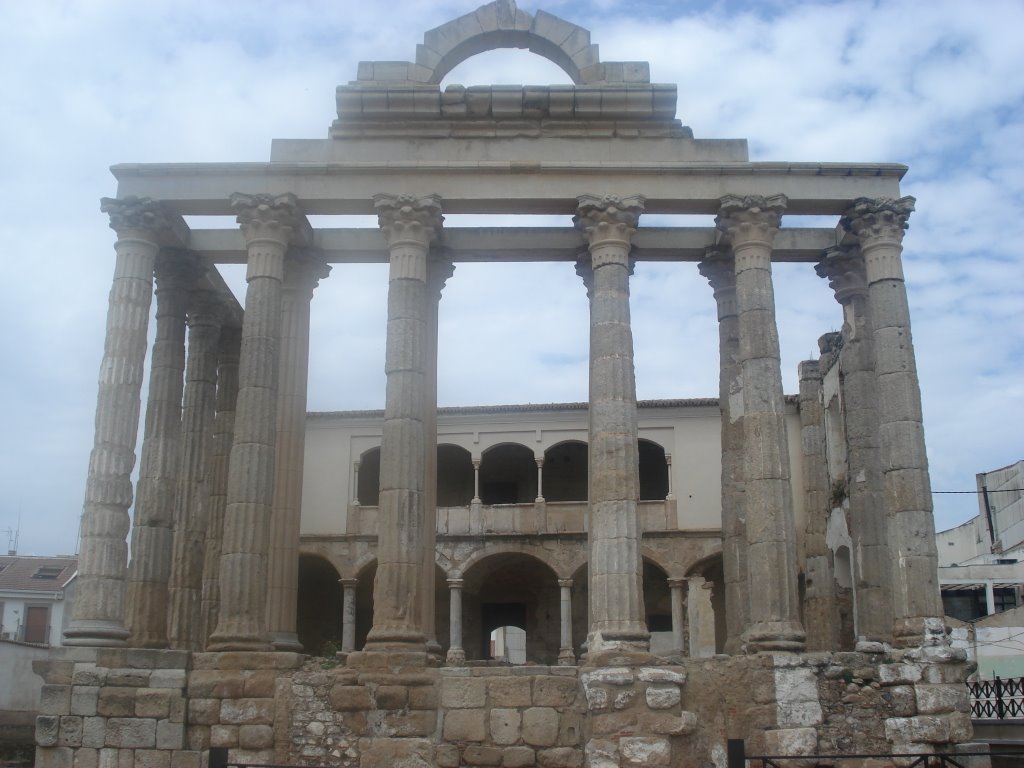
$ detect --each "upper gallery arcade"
[66,0,941,670]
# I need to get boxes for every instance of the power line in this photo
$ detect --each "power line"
[933,489,1023,494]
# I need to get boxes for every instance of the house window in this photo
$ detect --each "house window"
[23,605,49,644]
[32,566,63,580]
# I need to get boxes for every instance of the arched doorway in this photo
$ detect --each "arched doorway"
[479,443,537,504]
[438,444,474,506]
[357,446,381,506]
[296,554,342,656]
[638,439,669,500]
[543,440,588,501]
[461,551,560,664]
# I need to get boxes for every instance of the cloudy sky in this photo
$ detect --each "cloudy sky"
[0,0,1021,556]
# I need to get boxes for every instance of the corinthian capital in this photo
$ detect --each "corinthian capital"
[815,245,866,305]
[101,196,174,236]
[230,193,306,246]
[427,253,456,300]
[698,245,735,294]
[841,196,915,247]
[374,193,444,249]
[715,194,787,247]
[284,248,332,297]
[574,194,644,248]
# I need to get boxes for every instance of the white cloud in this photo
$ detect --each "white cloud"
[0,0,1021,554]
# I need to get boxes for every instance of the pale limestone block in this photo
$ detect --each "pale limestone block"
[135,689,173,719]
[238,724,274,749]
[581,668,633,686]
[98,748,118,768]
[584,686,608,711]
[636,668,685,685]
[533,677,578,707]
[489,676,532,708]
[463,745,503,765]
[71,687,100,716]
[435,745,460,768]
[82,717,106,749]
[645,685,680,710]
[209,724,238,748]
[149,669,187,689]
[219,698,274,725]
[74,747,99,768]
[105,717,157,748]
[36,747,74,768]
[73,665,107,687]
[97,688,136,718]
[41,685,72,716]
[443,709,486,742]
[583,739,618,768]
[619,736,671,767]
[134,750,171,768]
[441,677,486,708]
[169,751,200,768]
[522,708,559,747]
[612,689,636,710]
[878,663,923,686]
[37,715,60,747]
[58,716,84,747]
[915,683,970,714]
[490,708,522,745]
[887,685,918,717]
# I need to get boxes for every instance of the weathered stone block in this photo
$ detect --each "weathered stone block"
[97,748,118,768]
[134,749,171,768]
[150,669,187,689]
[81,717,106,748]
[915,683,970,714]
[209,724,238,748]
[369,709,436,738]
[36,746,74,768]
[186,725,210,751]
[522,708,559,747]
[329,684,372,711]
[409,685,438,709]
[136,689,174,719]
[591,712,636,736]
[464,745,503,766]
[491,708,522,745]
[35,660,75,685]
[536,747,582,768]
[38,715,60,747]
[763,727,817,759]
[170,752,200,768]
[442,677,487,708]
[41,685,72,715]
[533,677,578,707]
[59,716,84,747]
[72,665,106,687]
[612,689,636,710]
[619,737,670,767]
[239,724,274,749]
[643,711,698,736]
[220,698,274,725]
[358,737,434,768]
[187,698,220,725]
[105,717,157,748]
[879,663,923,686]
[436,744,460,768]
[107,668,150,687]
[645,684,680,710]
[444,709,486,742]
[71,686,100,716]
[490,676,533,707]
[503,746,536,767]
[375,685,408,710]
[156,719,184,749]
[581,668,633,686]
[636,668,685,685]
[73,746,99,768]
[584,686,608,711]
[97,688,137,718]
[885,714,970,744]
[921,662,974,685]
[242,670,277,698]
[777,700,824,728]
[885,685,918,717]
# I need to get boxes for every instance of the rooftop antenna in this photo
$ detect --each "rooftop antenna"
[3,517,18,555]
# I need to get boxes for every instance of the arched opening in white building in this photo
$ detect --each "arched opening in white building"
[542,440,588,502]
[479,443,537,505]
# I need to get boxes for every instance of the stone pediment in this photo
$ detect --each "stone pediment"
[332,0,685,139]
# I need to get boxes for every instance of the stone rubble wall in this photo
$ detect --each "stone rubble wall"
[35,650,980,768]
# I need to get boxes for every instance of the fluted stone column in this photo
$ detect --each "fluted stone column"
[209,193,306,651]
[557,578,576,665]
[668,578,686,657]
[842,196,942,647]
[167,289,225,650]
[200,326,240,645]
[698,247,748,654]
[66,197,175,647]
[797,359,840,651]
[422,255,454,659]
[688,576,716,658]
[124,251,198,648]
[340,578,358,653]
[574,194,649,658]
[446,578,465,664]
[362,193,443,655]
[817,246,893,647]
[716,194,805,652]
[267,250,330,651]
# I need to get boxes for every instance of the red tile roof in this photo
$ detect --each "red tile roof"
[0,556,77,591]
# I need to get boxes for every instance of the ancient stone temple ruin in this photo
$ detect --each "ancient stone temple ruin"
[37,3,979,767]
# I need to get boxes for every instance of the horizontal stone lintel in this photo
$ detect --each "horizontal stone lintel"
[111,162,904,217]
[187,226,840,265]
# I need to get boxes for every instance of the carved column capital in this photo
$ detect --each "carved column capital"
[558,578,574,589]
[698,245,737,319]
[101,196,174,237]
[427,253,456,300]
[715,194,787,249]
[284,247,332,297]
[374,193,444,249]
[447,578,464,590]
[231,193,306,248]
[339,578,358,589]
[841,196,915,248]
[574,194,644,254]
[815,245,867,305]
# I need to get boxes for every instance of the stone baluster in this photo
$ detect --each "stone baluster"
[472,459,481,505]
[557,578,576,665]
[340,578,358,654]
[167,289,225,650]
[200,325,241,646]
[842,196,942,646]
[65,197,177,647]
[446,578,466,664]
[816,245,893,647]
[124,251,200,648]
[352,461,361,505]
[267,249,331,651]
[574,193,649,659]
[208,193,307,651]
[422,254,454,659]
[361,193,443,656]
[667,577,686,658]
[796,359,840,651]
[536,459,545,503]
[716,194,805,652]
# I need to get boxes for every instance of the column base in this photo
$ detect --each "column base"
[206,632,273,652]
[742,621,806,653]
[63,620,131,648]
[346,649,433,674]
[583,630,652,667]
[269,631,304,652]
[557,648,577,666]
[445,648,466,665]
